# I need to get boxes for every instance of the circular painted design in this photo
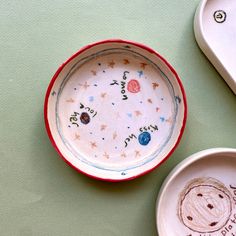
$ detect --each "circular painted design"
[127,79,141,93]
[180,183,232,233]
[80,112,90,125]
[138,132,151,146]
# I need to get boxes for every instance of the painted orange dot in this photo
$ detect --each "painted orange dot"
[127,79,141,93]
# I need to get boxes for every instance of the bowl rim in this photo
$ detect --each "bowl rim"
[44,39,188,182]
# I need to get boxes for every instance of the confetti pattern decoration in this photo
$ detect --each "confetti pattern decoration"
[140,63,147,69]
[103,152,110,159]
[91,70,97,76]
[100,124,107,131]
[54,49,181,173]
[152,82,159,90]
[66,98,75,103]
[121,152,126,158]
[90,142,97,149]
[137,70,143,78]
[108,61,115,68]
[79,81,90,89]
[134,111,142,116]
[123,59,130,65]
[89,96,94,102]
[74,133,80,140]
[135,150,141,158]
[113,132,117,140]
[101,93,107,98]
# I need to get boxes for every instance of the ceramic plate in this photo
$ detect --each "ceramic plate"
[156,148,236,235]
[44,39,187,181]
[194,0,236,94]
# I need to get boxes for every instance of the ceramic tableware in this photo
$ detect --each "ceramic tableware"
[194,0,236,94]
[156,148,236,235]
[44,39,187,181]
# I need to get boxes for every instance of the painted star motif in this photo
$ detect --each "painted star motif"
[135,150,141,158]
[79,81,90,90]
[101,92,107,98]
[66,98,75,103]
[147,98,152,104]
[140,63,147,69]
[135,110,142,116]
[156,107,160,112]
[91,70,97,76]
[90,142,97,148]
[108,60,115,68]
[74,133,80,140]
[103,152,109,159]
[100,124,107,131]
[138,70,143,78]
[160,117,165,122]
[123,59,130,65]
[89,96,94,102]
[127,113,132,118]
[121,152,126,158]
[152,82,159,90]
[166,117,172,123]
[113,132,117,140]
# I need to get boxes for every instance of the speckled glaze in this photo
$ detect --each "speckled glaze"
[44,40,187,181]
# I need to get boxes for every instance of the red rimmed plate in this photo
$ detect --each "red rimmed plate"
[44,39,187,181]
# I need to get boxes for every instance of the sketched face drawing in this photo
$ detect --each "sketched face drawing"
[178,178,233,233]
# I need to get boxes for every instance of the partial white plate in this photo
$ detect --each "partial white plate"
[44,39,187,182]
[194,0,236,94]
[156,148,236,235]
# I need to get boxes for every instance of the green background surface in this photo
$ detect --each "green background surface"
[0,1,235,235]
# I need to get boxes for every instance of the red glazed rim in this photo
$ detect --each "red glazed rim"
[44,39,188,182]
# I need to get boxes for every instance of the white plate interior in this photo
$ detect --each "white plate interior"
[156,148,236,235]
[194,0,236,94]
[46,41,186,180]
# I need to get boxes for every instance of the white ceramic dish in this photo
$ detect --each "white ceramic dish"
[194,0,236,94]
[156,148,236,235]
[44,39,187,181]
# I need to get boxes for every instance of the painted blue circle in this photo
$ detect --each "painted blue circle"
[138,132,151,146]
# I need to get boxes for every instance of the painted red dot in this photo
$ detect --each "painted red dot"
[127,79,141,93]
